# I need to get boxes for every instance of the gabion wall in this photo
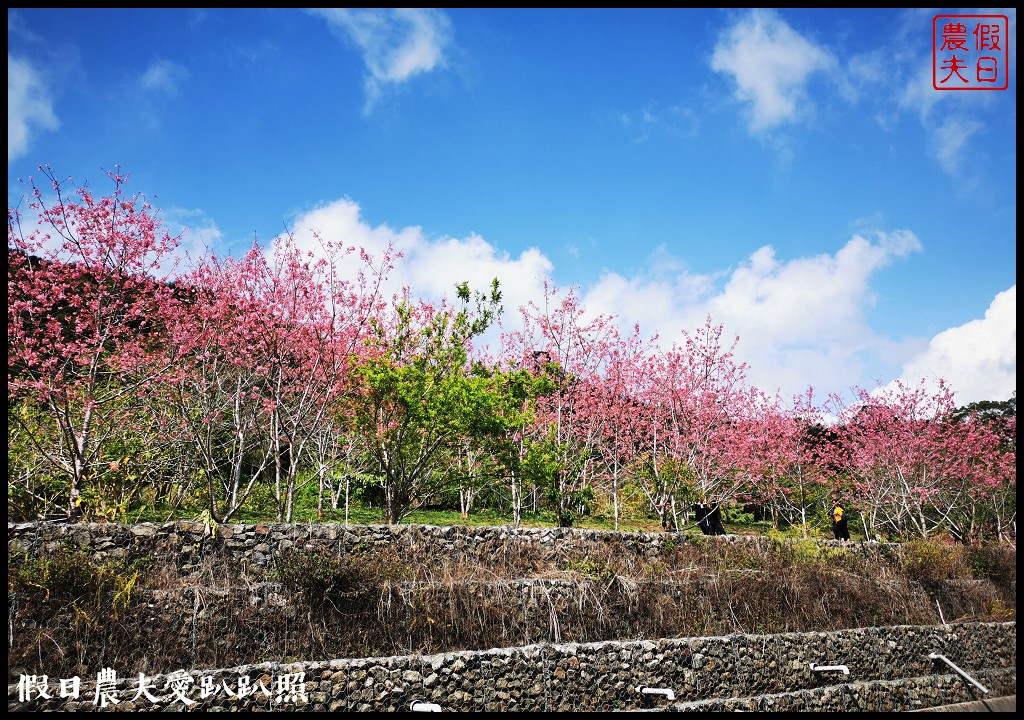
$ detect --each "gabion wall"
[7,519,903,572]
[8,623,1015,712]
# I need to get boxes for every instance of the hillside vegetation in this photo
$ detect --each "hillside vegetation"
[9,168,1016,548]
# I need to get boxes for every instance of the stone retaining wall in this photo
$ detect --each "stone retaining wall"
[7,519,902,573]
[8,622,1015,712]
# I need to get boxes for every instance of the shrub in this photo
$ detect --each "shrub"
[965,542,1016,583]
[272,547,410,607]
[562,557,616,582]
[8,544,148,623]
[900,539,969,583]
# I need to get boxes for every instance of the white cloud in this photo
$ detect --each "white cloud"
[309,8,453,114]
[229,198,1013,408]
[886,285,1016,406]
[930,116,983,176]
[160,206,225,279]
[582,230,923,402]
[140,59,189,94]
[893,59,980,177]
[277,197,554,352]
[619,101,700,144]
[897,58,947,122]
[8,53,59,164]
[886,10,1011,181]
[710,9,835,133]
[834,48,887,105]
[709,8,1008,181]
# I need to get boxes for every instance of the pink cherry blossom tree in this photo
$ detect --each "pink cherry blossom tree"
[248,234,390,522]
[836,379,1014,543]
[744,388,838,536]
[585,324,658,530]
[639,317,762,530]
[159,236,392,522]
[504,281,620,527]
[8,165,180,518]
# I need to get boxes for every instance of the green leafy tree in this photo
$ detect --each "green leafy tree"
[351,280,502,524]
[476,364,557,527]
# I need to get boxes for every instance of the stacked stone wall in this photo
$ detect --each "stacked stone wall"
[7,520,903,572]
[8,623,1014,712]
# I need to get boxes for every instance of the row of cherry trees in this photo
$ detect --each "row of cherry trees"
[8,168,1016,542]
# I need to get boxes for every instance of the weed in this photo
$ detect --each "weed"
[965,542,1016,583]
[6,524,1015,685]
[901,539,969,583]
[562,557,616,582]
[272,546,411,607]
[8,544,151,644]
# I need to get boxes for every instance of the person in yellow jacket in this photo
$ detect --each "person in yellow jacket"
[831,502,850,541]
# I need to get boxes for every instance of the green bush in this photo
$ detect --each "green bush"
[272,547,410,606]
[562,556,616,582]
[8,544,147,621]
[965,542,1017,583]
[900,539,969,583]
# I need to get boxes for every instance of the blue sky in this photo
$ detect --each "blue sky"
[8,8,1016,409]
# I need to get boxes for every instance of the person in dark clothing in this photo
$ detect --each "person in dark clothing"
[707,504,727,535]
[692,502,727,536]
[692,502,710,534]
[832,502,850,541]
